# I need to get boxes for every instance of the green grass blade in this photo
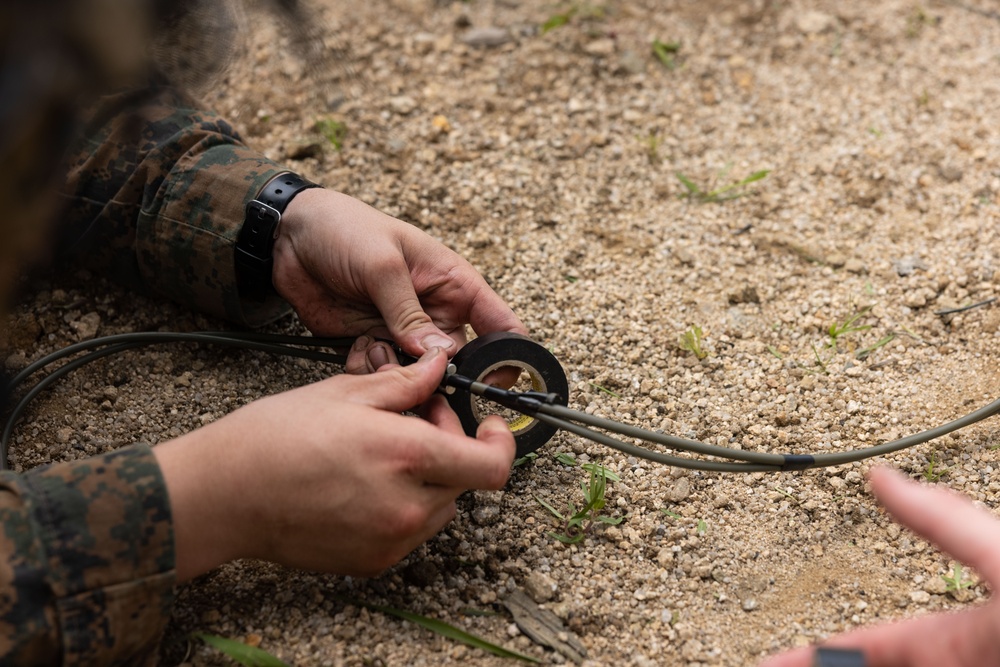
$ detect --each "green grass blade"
[555,452,578,466]
[193,634,290,667]
[550,530,585,544]
[855,334,896,360]
[541,12,571,33]
[737,169,771,185]
[535,495,565,521]
[675,172,701,196]
[651,39,680,68]
[512,452,538,467]
[581,463,620,482]
[588,382,620,398]
[362,603,540,663]
[709,169,770,198]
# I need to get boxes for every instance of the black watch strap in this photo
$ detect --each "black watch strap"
[235,172,319,295]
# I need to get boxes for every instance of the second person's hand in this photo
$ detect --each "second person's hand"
[759,467,1000,667]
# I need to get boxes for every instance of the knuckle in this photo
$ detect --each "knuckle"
[395,307,433,335]
[385,502,429,539]
[396,439,432,477]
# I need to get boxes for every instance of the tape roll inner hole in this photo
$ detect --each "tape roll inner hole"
[471,361,547,433]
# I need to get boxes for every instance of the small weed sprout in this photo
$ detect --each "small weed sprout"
[696,519,708,534]
[581,462,621,482]
[541,9,574,32]
[640,131,663,164]
[923,453,949,482]
[345,599,541,662]
[588,382,621,398]
[314,118,347,151]
[551,452,622,481]
[942,563,974,592]
[676,168,770,203]
[810,343,830,374]
[541,2,606,33]
[855,334,896,360]
[772,486,799,504]
[555,452,578,466]
[194,634,289,667]
[827,306,873,349]
[777,301,894,371]
[536,466,623,544]
[651,39,681,69]
[906,7,938,38]
[512,452,538,468]
[679,325,709,359]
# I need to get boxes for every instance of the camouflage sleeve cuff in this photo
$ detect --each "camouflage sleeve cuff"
[23,444,176,664]
[61,86,296,327]
[134,140,292,327]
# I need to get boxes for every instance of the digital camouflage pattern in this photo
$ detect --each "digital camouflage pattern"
[60,84,292,327]
[1,86,301,663]
[0,445,174,665]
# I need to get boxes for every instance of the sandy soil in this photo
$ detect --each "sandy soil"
[6,0,1000,664]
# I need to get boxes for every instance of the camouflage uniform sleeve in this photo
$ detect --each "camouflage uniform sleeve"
[59,85,293,327]
[0,445,175,665]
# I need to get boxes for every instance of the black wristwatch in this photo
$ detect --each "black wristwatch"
[235,172,319,294]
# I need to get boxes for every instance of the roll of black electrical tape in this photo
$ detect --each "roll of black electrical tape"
[447,332,569,458]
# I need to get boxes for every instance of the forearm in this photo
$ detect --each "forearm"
[153,422,253,582]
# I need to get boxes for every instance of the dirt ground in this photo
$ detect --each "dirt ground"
[6,0,1000,664]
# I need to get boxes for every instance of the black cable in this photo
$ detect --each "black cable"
[0,332,355,469]
[5,330,999,475]
[530,399,1000,471]
[456,376,1000,472]
[6,332,355,393]
[1,343,140,466]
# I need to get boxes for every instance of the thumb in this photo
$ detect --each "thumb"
[476,416,517,469]
[348,347,449,412]
[369,268,457,356]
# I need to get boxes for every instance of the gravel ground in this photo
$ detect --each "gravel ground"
[6,0,1000,664]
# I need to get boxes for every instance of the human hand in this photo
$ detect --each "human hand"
[153,347,516,581]
[759,466,1000,667]
[273,188,526,371]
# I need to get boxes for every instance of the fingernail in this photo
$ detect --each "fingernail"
[421,334,455,352]
[482,416,512,434]
[353,335,372,351]
[418,347,443,363]
[366,344,390,370]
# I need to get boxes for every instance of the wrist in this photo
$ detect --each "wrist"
[236,171,320,297]
[154,424,252,581]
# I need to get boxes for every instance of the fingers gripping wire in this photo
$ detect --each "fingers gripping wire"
[3,330,1000,474]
